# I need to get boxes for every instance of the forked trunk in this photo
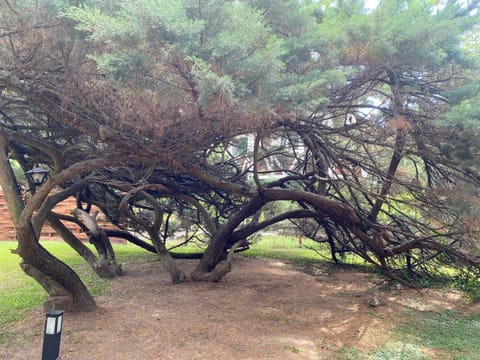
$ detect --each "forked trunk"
[47,213,118,278]
[192,196,266,282]
[71,208,122,277]
[191,230,229,277]
[190,240,244,282]
[88,230,123,277]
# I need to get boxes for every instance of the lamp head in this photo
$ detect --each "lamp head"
[45,310,64,335]
[25,167,49,187]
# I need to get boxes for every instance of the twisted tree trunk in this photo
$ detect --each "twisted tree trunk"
[0,132,96,312]
[16,224,97,312]
[72,208,122,277]
[47,213,118,278]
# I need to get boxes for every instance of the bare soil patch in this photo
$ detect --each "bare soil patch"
[1,256,476,359]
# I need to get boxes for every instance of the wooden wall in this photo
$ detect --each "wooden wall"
[0,191,115,241]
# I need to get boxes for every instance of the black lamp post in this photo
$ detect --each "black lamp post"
[25,167,49,188]
[42,310,64,360]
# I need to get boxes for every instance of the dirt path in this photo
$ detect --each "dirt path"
[1,256,474,359]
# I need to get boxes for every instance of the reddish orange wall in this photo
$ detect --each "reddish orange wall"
[0,192,113,241]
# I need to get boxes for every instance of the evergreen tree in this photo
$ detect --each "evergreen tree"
[0,0,479,309]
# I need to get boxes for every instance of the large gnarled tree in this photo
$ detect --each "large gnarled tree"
[0,0,479,311]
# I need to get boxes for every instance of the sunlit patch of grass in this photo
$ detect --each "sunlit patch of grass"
[370,343,428,360]
[396,310,480,359]
[243,234,373,270]
[243,234,330,263]
[338,343,428,360]
[0,242,46,344]
[110,242,158,262]
[338,347,362,359]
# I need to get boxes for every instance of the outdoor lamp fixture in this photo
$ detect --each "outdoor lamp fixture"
[42,310,64,360]
[25,167,49,188]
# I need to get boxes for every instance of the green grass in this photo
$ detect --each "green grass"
[369,343,428,360]
[339,343,428,360]
[0,242,45,328]
[397,310,480,359]
[244,234,324,262]
[243,234,372,268]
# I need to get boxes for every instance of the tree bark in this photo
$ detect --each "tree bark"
[151,241,187,284]
[190,240,244,282]
[71,209,122,276]
[118,186,187,284]
[20,261,70,297]
[16,224,96,312]
[191,196,266,281]
[0,132,96,312]
[47,213,118,278]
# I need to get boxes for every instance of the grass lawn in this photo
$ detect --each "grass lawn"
[243,233,372,268]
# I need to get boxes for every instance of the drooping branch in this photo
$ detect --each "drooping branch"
[32,178,91,235]
[20,155,131,225]
[227,209,320,247]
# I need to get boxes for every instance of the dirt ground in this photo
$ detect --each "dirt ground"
[1,256,477,360]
